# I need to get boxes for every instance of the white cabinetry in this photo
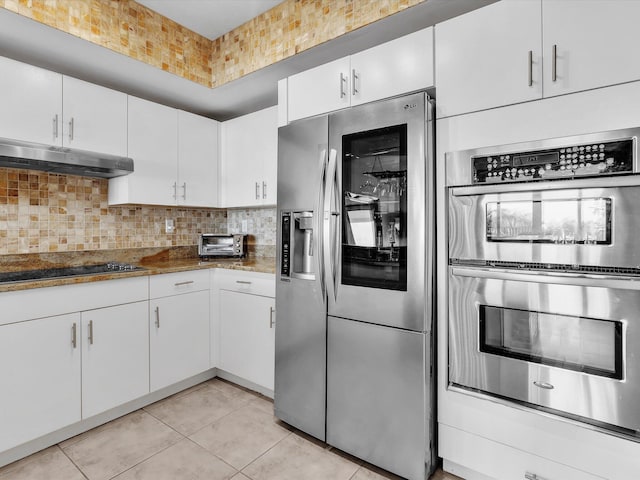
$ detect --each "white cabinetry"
[286,27,433,122]
[212,269,275,394]
[149,270,210,391]
[0,56,127,155]
[109,96,219,207]
[0,313,81,453]
[221,106,277,207]
[81,301,149,418]
[436,0,640,118]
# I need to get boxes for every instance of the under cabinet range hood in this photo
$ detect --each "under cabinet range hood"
[0,137,134,178]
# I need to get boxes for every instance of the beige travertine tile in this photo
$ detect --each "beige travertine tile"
[231,474,252,480]
[242,433,359,480]
[144,382,253,436]
[249,395,275,415]
[61,410,182,480]
[112,438,236,480]
[0,446,85,480]
[207,378,262,403]
[190,404,290,469]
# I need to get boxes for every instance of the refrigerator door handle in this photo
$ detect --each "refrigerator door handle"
[316,147,328,301]
[324,148,339,302]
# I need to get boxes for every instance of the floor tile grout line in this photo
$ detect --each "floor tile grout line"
[104,437,185,480]
[182,436,242,476]
[56,444,90,480]
[238,430,294,475]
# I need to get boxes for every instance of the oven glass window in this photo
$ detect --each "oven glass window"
[341,124,408,291]
[479,305,623,379]
[486,198,611,244]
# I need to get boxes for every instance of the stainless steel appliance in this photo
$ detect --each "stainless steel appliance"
[198,233,247,258]
[446,127,640,438]
[275,92,435,480]
[0,262,143,284]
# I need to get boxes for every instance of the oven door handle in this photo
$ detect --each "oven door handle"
[449,174,640,197]
[450,266,640,290]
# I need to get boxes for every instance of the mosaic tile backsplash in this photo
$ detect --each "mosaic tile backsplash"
[1,0,425,89]
[0,168,276,257]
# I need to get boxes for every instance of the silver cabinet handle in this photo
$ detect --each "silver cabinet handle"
[525,473,547,480]
[155,306,160,328]
[71,322,77,348]
[351,69,359,95]
[255,181,260,200]
[551,44,557,82]
[53,114,59,139]
[68,117,74,141]
[262,181,267,199]
[339,72,347,98]
[174,280,194,286]
[236,280,252,285]
[533,381,554,390]
[527,50,533,87]
[88,320,94,345]
[269,306,275,328]
[181,182,187,200]
[173,182,177,199]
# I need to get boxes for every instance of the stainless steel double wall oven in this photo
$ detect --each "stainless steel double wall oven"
[446,127,640,438]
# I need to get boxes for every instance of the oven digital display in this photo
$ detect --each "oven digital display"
[512,151,558,166]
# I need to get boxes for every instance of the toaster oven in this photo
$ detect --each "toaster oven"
[198,233,247,258]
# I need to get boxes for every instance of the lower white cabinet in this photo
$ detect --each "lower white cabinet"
[219,290,275,391]
[81,301,149,418]
[149,271,210,392]
[0,313,81,453]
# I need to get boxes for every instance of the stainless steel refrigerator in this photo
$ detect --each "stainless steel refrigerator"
[275,92,435,480]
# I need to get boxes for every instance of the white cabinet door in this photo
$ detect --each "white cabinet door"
[111,96,178,205]
[81,302,149,418]
[542,0,640,98]
[219,290,275,391]
[62,76,127,156]
[221,106,278,207]
[0,313,81,452]
[351,27,434,107]
[435,0,542,118]
[287,57,351,122]
[0,55,62,146]
[150,290,210,391]
[177,110,219,207]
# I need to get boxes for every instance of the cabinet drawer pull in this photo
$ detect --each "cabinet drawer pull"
[262,181,267,199]
[53,114,59,139]
[527,50,533,87]
[352,69,359,95]
[155,306,160,328]
[68,117,74,141]
[71,322,77,348]
[525,472,546,480]
[181,182,187,200]
[340,72,348,98]
[236,280,252,285]
[174,280,195,286]
[269,306,276,328]
[551,44,557,82]
[88,320,94,345]
[173,182,177,199]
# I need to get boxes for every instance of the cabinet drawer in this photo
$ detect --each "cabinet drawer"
[149,270,210,298]
[213,269,275,298]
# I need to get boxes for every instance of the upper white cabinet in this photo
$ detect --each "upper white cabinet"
[109,96,219,207]
[62,76,127,156]
[0,56,62,146]
[286,27,434,122]
[435,0,542,118]
[0,56,127,155]
[221,106,278,208]
[436,0,640,118]
[542,0,640,98]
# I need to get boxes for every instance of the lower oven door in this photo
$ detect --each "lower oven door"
[449,266,640,435]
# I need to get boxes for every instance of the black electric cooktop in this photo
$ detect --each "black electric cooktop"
[0,262,144,284]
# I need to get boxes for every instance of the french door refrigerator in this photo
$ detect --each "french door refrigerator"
[275,92,435,480]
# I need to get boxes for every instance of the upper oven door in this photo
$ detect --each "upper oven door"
[448,184,640,270]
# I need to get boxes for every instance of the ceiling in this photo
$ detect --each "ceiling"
[0,0,495,121]
[136,0,283,40]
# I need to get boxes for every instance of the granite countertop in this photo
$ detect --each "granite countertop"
[0,247,276,293]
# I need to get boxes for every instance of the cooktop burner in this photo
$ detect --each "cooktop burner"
[0,262,144,284]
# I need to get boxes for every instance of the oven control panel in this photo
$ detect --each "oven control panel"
[472,138,634,184]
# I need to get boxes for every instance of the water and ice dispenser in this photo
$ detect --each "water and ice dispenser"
[280,211,315,280]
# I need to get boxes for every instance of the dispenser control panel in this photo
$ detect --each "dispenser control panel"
[281,212,291,277]
[472,138,634,184]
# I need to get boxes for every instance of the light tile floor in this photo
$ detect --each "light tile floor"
[0,379,463,480]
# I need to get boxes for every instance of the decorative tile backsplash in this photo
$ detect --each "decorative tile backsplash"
[1,0,425,89]
[0,168,281,256]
